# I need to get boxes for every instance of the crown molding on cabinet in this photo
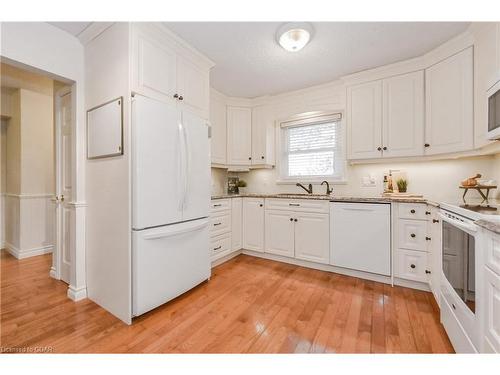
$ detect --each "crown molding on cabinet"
[77,22,114,45]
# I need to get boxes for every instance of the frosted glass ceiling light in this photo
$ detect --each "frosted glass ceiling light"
[277,23,313,52]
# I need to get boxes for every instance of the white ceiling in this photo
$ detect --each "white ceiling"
[49,22,471,98]
[48,22,92,37]
[166,22,470,98]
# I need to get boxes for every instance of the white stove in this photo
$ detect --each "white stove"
[440,199,500,222]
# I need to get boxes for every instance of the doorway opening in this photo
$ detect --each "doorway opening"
[1,62,72,284]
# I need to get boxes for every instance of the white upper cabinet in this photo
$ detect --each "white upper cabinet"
[209,90,227,165]
[227,106,252,166]
[131,24,212,119]
[134,35,177,100]
[177,56,210,119]
[347,80,383,160]
[473,24,497,149]
[251,105,275,166]
[382,71,424,157]
[425,47,473,155]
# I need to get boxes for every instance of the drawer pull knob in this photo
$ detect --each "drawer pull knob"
[433,219,439,223]
[410,233,416,238]
[289,203,300,207]
[425,270,431,274]
[410,209,416,214]
[294,218,298,222]
[213,222,222,226]
[425,211,431,215]
[213,246,222,251]
[410,264,416,269]
[426,236,431,241]
[259,204,263,207]
[290,218,293,221]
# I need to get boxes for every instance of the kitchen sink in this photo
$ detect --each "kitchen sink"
[275,193,331,197]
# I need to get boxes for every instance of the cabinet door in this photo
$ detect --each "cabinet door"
[484,266,500,353]
[134,34,177,100]
[242,198,264,252]
[473,24,497,149]
[394,249,430,283]
[382,71,424,157]
[347,80,383,160]
[227,106,252,165]
[397,219,428,252]
[294,212,329,264]
[231,198,243,251]
[209,91,227,165]
[425,47,473,155]
[264,210,295,257]
[251,105,275,166]
[177,56,210,119]
[428,207,442,305]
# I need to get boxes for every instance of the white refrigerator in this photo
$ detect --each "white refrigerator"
[131,95,210,316]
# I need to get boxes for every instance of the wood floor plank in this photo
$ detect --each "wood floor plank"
[0,251,454,354]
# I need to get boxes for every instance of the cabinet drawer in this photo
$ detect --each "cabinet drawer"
[398,219,429,251]
[210,233,231,257]
[211,199,231,213]
[209,212,231,237]
[398,203,430,220]
[485,232,500,276]
[394,249,430,282]
[265,198,329,213]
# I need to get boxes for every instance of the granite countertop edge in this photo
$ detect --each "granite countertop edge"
[211,193,434,205]
[475,220,500,235]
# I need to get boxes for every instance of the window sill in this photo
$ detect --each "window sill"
[276,179,348,185]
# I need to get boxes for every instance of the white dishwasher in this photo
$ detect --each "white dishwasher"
[330,202,391,276]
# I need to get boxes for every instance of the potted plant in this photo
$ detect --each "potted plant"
[237,179,248,194]
[396,178,408,193]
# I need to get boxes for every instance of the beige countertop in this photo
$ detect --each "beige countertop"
[475,219,500,235]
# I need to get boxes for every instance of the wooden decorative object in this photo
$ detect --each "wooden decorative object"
[459,184,497,204]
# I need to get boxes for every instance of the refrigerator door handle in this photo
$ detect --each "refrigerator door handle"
[182,121,190,208]
[178,121,186,211]
[142,220,208,240]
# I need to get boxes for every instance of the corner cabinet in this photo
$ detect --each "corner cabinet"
[227,106,252,166]
[131,23,212,119]
[209,90,227,165]
[425,47,473,155]
[347,71,424,160]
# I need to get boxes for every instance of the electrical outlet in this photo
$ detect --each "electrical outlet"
[361,174,377,187]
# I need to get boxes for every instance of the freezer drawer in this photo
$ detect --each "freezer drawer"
[132,218,210,316]
[330,202,391,276]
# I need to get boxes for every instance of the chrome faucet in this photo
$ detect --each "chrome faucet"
[296,183,313,194]
[321,180,333,195]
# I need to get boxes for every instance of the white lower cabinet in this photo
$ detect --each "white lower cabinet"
[398,219,428,251]
[484,265,500,353]
[264,210,295,257]
[231,198,242,251]
[242,198,265,252]
[294,212,329,264]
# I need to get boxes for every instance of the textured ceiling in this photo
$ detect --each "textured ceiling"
[49,22,471,98]
[166,22,470,98]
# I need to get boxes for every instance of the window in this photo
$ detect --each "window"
[280,113,344,181]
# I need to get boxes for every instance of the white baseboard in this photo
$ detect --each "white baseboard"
[211,249,242,268]
[67,285,87,301]
[241,249,393,285]
[394,277,431,292]
[5,242,53,259]
[49,266,58,279]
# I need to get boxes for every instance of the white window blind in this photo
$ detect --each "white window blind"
[281,114,344,180]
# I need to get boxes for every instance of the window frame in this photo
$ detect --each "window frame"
[276,111,347,184]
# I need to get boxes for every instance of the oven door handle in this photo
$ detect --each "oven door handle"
[438,213,478,234]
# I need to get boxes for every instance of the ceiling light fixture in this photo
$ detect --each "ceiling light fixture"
[276,22,313,52]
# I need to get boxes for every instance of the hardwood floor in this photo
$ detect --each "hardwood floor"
[0,251,454,353]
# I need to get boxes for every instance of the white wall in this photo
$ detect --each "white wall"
[1,22,87,299]
[85,22,132,324]
[238,155,498,203]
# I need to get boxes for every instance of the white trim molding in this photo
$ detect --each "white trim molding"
[67,285,87,301]
[5,242,53,259]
